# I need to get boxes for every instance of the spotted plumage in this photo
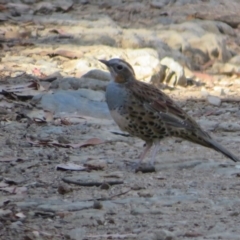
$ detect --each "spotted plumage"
[99,58,239,164]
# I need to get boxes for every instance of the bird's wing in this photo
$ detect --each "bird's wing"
[130,80,204,132]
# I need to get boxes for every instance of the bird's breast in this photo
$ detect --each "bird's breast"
[106,82,129,110]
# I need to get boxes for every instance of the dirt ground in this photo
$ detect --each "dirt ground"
[1,1,240,240]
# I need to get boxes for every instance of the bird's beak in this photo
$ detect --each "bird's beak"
[99,59,109,67]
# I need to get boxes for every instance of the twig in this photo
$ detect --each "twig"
[94,188,131,201]
[62,177,124,187]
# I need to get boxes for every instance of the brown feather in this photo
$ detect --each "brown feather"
[101,58,240,163]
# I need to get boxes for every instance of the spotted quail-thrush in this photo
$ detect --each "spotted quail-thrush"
[99,58,240,165]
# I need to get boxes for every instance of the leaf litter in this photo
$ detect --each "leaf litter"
[27,137,105,148]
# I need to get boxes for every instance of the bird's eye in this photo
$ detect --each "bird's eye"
[116,65,123,70]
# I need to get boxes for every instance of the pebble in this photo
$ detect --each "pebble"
[217,122,240,132]
[213,86,225,95]
[207,95,221,106]
[58,183,72,195]
[160,57,187,87]
[66,228,86,240]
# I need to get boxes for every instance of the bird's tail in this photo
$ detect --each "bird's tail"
[186,131,238,163]
[204,138,240,162]
[184,128,239,162]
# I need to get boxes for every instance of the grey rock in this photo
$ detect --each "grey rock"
[160,57,187,87]
[217,122,240,132]
[213,86,225,96]
[207,95,221,106]
[32,90,110,118]
[81,69,111,82]
[77,88,105,102]
[37,201,93,212]
[199,20,235,36]
[197,119,218,131]
[51,77,108,91]
[160,22,232,65]
[189,33,231,62]
[66,228,86,240]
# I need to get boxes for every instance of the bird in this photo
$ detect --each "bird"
[99,58,240,167]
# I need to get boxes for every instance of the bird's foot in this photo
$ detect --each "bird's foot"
[125,160,155,173]
[135,162,156,173]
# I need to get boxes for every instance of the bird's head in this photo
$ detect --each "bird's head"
[99,58,135,83]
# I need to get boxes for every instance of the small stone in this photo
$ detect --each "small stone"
[138,190,154,198]
[66,228,86,240]
[85,159,107,170]
[160,57,187,87]
[100,182,110,190]
[58,183,71,195]
[213,86,225,96]
[207,95,221,106]
[93,200,102,209]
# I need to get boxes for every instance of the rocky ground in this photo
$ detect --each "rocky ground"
[1,0,240,239]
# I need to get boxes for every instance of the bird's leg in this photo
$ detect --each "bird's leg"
[128,142,152,170]
[149,142,160,166]
[127,142,152,169]
[138,142,152,163]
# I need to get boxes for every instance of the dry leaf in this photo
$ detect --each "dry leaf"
[27,138,105,148]
[56,163,87,171]
[26,110,53,123]
[1,81,48,99]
